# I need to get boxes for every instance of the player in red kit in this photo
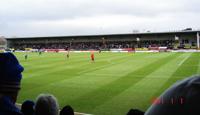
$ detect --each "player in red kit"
[91,52,94,62]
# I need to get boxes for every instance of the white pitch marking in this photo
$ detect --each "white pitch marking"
[178,53,191,66]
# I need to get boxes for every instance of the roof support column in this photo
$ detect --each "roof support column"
[197,32,200,49]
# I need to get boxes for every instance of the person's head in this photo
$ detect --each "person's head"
[145,75,200,115]
[35,94,59,115]
[0,52,24,103]
[21,100,35,115]
[60,105,74,115]
[127,109,144,115]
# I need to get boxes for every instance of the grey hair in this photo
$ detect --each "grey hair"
[35,94,59,115]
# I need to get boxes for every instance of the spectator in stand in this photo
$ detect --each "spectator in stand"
[35,94,59,115]
[60,105,74,115]
[145,75,200,115]
[21,100,35,115]
[0,52,24,115]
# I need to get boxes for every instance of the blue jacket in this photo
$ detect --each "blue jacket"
[0,96,22,115]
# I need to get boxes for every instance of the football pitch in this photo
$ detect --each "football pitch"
[15,52,200,115]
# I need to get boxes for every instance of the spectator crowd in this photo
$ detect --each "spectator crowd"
[12,40,175,50]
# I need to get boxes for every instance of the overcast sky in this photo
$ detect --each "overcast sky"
[0,0,200,37]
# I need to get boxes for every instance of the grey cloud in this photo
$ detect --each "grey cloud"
[0,0,200,37]
[1,0,199,21]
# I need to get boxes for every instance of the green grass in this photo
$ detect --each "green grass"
[14,52,200,115]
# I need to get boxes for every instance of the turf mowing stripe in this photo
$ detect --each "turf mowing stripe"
[30,52,142,75]
[19,53,160,108]
[77,53,149,75]
[21,53,149,94]
[90,53,186,115]
[18,53,149,104]
[22,53,135,79]
[17,52,198,115]
[69,53,180,113]
[20,52,108,66]
[23,58,89,74]
[15,53,72,65]
[21,53,146,74]
[20,53,142,92]
[19,52,106,69]
[22,54,161,106]
[47,53,170,100]
[18,52,125,66]
[22,53,134,74]
[17,52,104,67]
[81,53,171,77]
[152,52,200,100]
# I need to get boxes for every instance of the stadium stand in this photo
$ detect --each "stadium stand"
[6,31,200,51]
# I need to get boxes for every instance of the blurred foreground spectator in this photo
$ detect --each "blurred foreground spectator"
[0,52,24,115]
[60,105,74,115]
[35,94,59,115]
[145,75,200,115]
[21,100,35,115]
